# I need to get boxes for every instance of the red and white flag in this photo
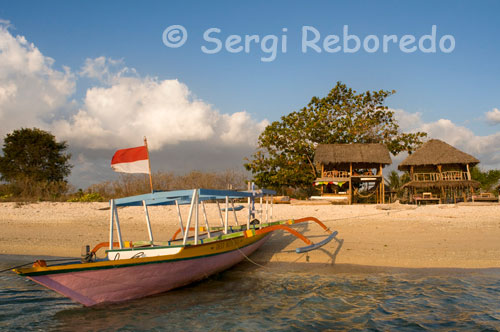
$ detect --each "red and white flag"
[111,146,150,174]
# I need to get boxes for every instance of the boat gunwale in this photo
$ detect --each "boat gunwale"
[15,233,269,277]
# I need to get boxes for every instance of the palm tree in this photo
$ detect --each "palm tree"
[387,170,401,191]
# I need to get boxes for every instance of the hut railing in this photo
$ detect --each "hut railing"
[412,171,469,182]
[413,173,440,182]
[323,170,350,178]
[441,171,469,181]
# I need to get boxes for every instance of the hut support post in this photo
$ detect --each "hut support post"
[380,164,384,204]
[348,162,353,205]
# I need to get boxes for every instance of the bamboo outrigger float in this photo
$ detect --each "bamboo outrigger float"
[14,188,337,306]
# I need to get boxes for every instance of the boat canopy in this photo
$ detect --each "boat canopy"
[113,188,276,207]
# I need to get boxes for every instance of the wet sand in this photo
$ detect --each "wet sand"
[0,202,499,269]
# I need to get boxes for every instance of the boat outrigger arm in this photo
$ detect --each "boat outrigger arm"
[102,188,338,259]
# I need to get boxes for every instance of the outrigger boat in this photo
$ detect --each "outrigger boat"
[14,188,337,306]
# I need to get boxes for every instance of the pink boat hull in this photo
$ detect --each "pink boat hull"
[29,236,268,306]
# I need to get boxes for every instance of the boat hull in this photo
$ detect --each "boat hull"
[27,235,269,306]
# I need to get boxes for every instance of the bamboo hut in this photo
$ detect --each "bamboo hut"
[398,139,480,204]
[313,143,392,204]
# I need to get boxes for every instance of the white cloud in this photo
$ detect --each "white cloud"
[80,56,136,84]
[219,111,268,145]
[53,68,267,150]
[485,108,500,125]
[0,26,267,151]
[392,109,423,132]
[0,23,75,136]
[0,19,12,29]
[394,109,500,169]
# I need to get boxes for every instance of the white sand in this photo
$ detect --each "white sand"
[1,202,499,269]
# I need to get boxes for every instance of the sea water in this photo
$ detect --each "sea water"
[1,255,499,331]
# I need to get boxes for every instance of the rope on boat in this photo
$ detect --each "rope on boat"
[230,239,269,269]
[0,258,80,273]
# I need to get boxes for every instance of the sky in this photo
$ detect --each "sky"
[0,0,499,188]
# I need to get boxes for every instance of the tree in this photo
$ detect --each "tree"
[387,170,401,191]
[470,166,500,192]
[244,82,427,192]
[0,128,72,183]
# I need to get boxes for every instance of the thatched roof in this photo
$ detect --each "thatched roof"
[398,139,479,171]
[315,143,392,165]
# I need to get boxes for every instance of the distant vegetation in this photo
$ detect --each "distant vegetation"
[387,170,410,194]
[0,128,72,201]
[471,166,500,194]
[67,192,106,202]
[83,170,248,200]
[0,168,248,202]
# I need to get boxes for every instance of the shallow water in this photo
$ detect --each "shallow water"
[1,255,500,331]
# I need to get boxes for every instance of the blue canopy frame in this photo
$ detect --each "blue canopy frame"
[108,188,276,250]
[113,188,275,207]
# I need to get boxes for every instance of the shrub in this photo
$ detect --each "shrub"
[68,192,105,202]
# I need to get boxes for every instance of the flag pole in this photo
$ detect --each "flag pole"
[144,137,154,193]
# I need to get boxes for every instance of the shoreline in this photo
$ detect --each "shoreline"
[2,253,500,276]
[1,202,499,269]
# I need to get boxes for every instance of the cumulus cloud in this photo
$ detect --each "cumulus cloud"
[0,23,75,136]
[485,108,500,125]
[0,25,267,150]
[394,109,500,169]
[53,61,268,149]
[80,56,137,84]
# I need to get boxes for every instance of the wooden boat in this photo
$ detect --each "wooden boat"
[14,188,337,306]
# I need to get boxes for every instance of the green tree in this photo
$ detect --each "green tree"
[387,170,401,191]
[244,82,426,192]
[470,166,500,192]
[0,128,72,183]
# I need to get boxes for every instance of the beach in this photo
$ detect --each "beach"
[1,202,499,269]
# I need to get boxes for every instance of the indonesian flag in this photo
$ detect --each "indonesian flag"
[111,146,150,174]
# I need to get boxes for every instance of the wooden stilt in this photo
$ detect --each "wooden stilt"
[348,163,352,205]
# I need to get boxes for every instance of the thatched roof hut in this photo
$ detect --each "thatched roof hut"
[313,143,391,204]
[398,139,479,171]
[399,139,480,191]
[315,143,392,167]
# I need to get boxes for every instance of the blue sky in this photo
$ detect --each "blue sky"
[0,1,499,187]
